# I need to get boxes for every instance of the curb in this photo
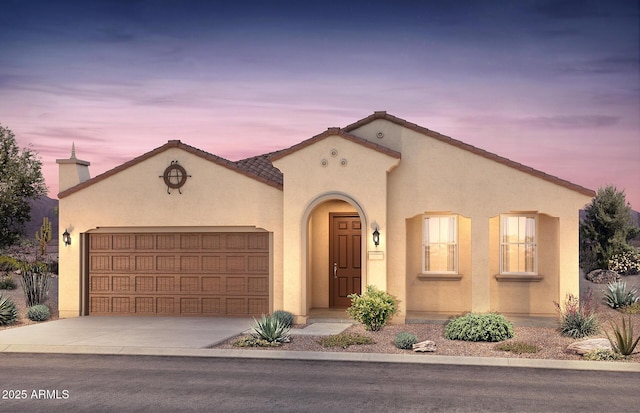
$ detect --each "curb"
[2,344,639,373]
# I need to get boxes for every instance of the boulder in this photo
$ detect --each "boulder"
[566,338,612,355]
[585,269,620,284]
[413,340,437,352]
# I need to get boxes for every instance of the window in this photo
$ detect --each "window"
[500,215,537,274]
[423,215,458,273]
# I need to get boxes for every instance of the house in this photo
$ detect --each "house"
[56,112,594,322]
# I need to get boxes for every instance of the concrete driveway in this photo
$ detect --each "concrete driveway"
[0,317,254,350]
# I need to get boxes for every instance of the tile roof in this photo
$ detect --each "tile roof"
[235,152,283,186]
[343,111,596,197]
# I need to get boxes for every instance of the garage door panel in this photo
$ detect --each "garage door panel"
[89,232,269,316]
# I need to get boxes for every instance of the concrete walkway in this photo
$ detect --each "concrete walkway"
[1,317,639,373]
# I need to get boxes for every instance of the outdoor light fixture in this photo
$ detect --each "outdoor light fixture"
[372,228,380,247]
[63,229,71,246]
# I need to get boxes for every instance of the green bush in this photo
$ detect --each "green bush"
[233,336,280,347]
[555,291,599,339]
[271,310,294,328]
[27,304,50,321]
[250,314,290,344]
[495,341,540,354]
[0,275,16,290]
[608,250,640,275]
[606,316,640,356]
[583,349,623,361]
[318,333,374,348]
[0,294,18,325]
[0,256,17,272]
[445,313,514,342]
[604,280,639,309]
[394,332,418,349]
[346,285,398,331]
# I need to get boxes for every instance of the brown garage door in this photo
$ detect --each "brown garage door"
[88,232,269,316]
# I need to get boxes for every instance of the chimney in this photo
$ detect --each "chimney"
[56,143,91,193]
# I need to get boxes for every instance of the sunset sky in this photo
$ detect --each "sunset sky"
[1,0,638,208]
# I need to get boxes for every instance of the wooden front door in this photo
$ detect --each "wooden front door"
[329,213,362,307]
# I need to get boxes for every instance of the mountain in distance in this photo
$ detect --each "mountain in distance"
[25,196,59,243]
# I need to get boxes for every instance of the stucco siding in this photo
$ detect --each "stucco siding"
[58,147,283,318]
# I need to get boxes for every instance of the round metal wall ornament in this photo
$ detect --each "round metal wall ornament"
[340,158,348,167]
[330,148,338,157]
[160,161,190,194]
[321,158,329,167]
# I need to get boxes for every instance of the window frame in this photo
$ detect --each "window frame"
[422,214,458,275]
[499,214,538,276]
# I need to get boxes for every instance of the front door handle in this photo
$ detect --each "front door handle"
[333,262,338,279]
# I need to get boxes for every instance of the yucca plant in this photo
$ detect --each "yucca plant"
[604,281,639,309]
[605,316,640,356]
[0,294,18,325]
[250,314,291,344]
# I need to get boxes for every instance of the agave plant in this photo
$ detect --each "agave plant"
[250,314,291,343]
[0,294,18,325]
[606,316,640,356]
[604,280,639,309]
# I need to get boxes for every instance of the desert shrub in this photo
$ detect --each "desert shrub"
[605,316,640,356]
[0,294,18,325]
[27,304,50,321]
[0,256,17,272]
[495,341,540,354]
[583,349,623,361]
[347,285,398,331]
[604,280,639,309]
[394,332,418,350]
[620,302,640,314]
[318,333,374,348]
[444,313,514,342]
[250,314,290,344]
[608,250,640,275]
[555,290,599,339]
[233,336,280,347]
[0,275,16,290]
[17,260,51,307]
[271,310,294,328]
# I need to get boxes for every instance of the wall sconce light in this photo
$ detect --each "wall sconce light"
[63,229,71,246]
[372,228,380,247]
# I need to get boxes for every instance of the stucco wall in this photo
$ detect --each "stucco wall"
[350,120,591,317]
[273,135,400,320]
[58,147,283,318]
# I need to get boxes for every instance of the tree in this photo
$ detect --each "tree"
[580,185,640,272]
[0,125,47,248]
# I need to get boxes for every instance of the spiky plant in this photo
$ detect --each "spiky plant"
[606,316,640,356]
[250,314,291,344]
[604,281,639,309]
[0,294,18,325]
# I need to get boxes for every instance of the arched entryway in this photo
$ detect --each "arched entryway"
[302,193,368,313]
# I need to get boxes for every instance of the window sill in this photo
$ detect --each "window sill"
[417,273,463,281]
[495,274,544,282]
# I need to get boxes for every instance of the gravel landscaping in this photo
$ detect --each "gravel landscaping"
[1,274,638,362]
